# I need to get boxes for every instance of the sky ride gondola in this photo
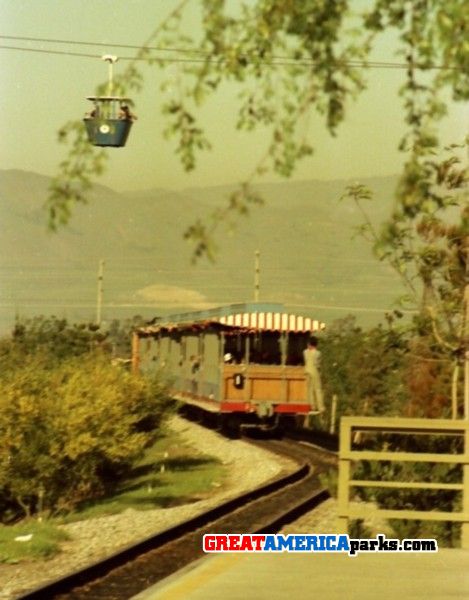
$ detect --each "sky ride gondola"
[83,55,135,148]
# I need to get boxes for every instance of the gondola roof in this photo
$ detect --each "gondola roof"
[86,96,131,101]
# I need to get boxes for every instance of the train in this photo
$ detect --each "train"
[132,302,325,433]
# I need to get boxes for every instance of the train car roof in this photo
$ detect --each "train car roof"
[156,302,284,323]
[136,303,325,336]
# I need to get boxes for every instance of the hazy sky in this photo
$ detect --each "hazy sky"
[0,0,467,192]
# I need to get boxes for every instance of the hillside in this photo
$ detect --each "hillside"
[0,169,404,333]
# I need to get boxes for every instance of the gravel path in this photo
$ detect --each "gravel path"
[0,416,296,600]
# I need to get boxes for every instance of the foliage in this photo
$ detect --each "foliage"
[320,315,409,419]
[402,336,456,418]
[318,314,466,545]
[0,315,145,369]
[351,432,463,546]
[1,316,106,367]
[0,352,173,521]
[45,0,468,260]
[342,140,468,413]
[319,311,463,421]
[106,315,146,357]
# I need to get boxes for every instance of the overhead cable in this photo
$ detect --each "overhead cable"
[0,34,460,70]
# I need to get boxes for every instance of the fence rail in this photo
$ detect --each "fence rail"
[336,417,469,548]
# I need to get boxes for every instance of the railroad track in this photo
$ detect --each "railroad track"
[17,438,335,600]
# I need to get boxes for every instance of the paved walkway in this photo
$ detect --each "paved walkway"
[134,549,469,600]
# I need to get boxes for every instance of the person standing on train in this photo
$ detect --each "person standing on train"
[303,336,325,413]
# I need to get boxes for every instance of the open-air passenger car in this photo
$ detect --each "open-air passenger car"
[132,303,325,430]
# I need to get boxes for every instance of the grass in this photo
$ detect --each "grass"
[0,521,69,564]
[59,427,226,522]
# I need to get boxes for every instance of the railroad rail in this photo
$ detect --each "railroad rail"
[17,439,334,600]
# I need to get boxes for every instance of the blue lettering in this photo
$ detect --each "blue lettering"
[305,535,318,551]
[294,535,307,551]
[263,535,278,552]
[276,535,294,551]
[336,535,350,552]
[325,535,336,551]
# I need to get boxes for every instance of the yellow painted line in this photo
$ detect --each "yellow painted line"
[149,554,246,600]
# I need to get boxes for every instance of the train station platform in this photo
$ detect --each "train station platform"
[133,548,469,600]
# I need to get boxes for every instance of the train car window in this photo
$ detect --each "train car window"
[223,335,242,364]
[236,333,242,354]
[251,332,281,365]
[286,332,309,365]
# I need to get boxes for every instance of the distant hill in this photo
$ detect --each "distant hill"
[0,169,404,333]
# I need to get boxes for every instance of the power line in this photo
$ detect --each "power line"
[0,44,99,59]
[287,302,418,314]
[0,35,460,70]
[0,33,200,54]
[0,44,199,62]
[0,300,415,313]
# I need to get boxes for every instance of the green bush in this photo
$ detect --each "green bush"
[5,315,146,362]
[4,316,107,365]
[320,316,409,420]
[350,434,463,546]
[0,352,173,520]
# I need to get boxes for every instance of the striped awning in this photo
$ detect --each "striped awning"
[218,312,324,332]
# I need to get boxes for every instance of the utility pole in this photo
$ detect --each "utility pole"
[96,259,105,327]
[463,145,469,420]
[464,246,469,419]
[254,249,260,303]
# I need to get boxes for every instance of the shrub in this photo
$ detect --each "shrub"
[320,316,409,419]
[6,316,107,363]
[0,351,173,520]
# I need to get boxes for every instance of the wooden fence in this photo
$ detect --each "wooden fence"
[337,417,469,548]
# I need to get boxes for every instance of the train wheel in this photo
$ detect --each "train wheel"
[219,414,241,439]
[277,414,297,436]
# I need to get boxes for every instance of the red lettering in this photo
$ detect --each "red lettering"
[219,536,229,551]
[203,535,216,552]
[252,535,266,551]
[204,534,266,552]
[228,535,241,551]
[239,536,254,551]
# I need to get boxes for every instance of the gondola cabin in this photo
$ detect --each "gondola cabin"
[132,303,325,427]
[83,96,134,147]
[83,55,135,147]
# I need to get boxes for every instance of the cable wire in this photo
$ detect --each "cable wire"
[0,34,460,70]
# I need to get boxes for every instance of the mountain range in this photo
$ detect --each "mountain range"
[0,168,405,334]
